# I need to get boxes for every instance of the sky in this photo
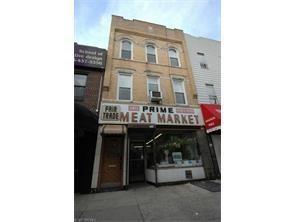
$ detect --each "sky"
[74,0,220,49]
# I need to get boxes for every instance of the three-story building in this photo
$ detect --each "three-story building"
[184,34,221,178]
[91,16,216,191]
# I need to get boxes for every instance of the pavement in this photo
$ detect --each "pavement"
[75,182,220,222]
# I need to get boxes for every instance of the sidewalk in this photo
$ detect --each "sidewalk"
[75,182,220,222]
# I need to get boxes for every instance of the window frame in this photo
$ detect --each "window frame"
[171,76,188,105]
[146,130,203,168]
[205,83,218,104]
[117,72,133,101]
[200,63,209,69]
[145,44,158,64]
[146,75,160,97]
[197,52,209,69]
[74,73,88,101]
[168,47,181,67]
[119,39,133,60]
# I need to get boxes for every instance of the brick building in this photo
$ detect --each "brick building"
[91,16,216,191]
[74,43,107,193]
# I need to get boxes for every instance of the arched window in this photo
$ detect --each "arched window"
[146,44,157,63]
[121,40,132,59]
[169,48,180,67]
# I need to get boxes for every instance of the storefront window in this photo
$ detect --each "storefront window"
[146,131,203,168]
[145,144,154,169]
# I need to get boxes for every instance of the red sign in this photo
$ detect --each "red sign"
[200,104,221,133]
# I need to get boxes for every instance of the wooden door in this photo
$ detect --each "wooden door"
[100,136,123,188]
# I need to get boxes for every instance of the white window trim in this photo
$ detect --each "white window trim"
[119,39,133,60]
[117,72,133,102]
[168,47,181,67]
[145,44,158,64]
[205,83,218,104]
[146,75,160,98]
[171,76,188,105]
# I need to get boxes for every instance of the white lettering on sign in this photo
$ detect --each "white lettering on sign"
[74,44,106,68]
[99,103,204,126]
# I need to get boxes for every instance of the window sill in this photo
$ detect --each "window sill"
[120,57,132,61]
[175,104,189,107]
[117,100,133,103]
[170,65,182,68]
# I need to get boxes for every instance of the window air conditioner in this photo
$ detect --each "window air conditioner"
[150,91,162,102]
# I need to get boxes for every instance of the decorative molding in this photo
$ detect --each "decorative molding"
[115,28,183,44]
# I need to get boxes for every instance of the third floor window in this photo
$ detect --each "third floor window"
[146,45,157,64]
[121,40,132,59]
[169,48,180,67]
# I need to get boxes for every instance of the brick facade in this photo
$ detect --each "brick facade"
[75,68,104,114]
[102,15,198,107]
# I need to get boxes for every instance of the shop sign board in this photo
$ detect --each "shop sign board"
[74,43,106,69]
[99,102,204,126]
[200,104,221,133]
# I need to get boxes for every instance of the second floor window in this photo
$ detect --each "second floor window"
[118,73,132,101]
[206,83,218,104]
[146,45,156,63]
[147,76,160,94]
[169,48,180,67]
[74,74,87,101]
[121,40,132,59]
[172,78,186,104]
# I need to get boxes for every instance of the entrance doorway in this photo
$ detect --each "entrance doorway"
[100,136,124,188]
[129,141,145,183]
[74,103,98,194]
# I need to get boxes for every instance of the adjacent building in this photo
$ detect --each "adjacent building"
[184,35,221,178]
[74,43,107,193]
[90,16,217,191]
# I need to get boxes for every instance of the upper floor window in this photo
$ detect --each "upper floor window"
[146,45,157,64]
[147,76,160,94]
[200,63,208,69]
[172,78,186,104]
[118,72,132,101]
[121,40,132,59]
[74,74,87,101]
[197,52,209,69]
[169,48,180,67]
[205,83,218,104]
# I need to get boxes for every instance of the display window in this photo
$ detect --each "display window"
[146,130,203,169]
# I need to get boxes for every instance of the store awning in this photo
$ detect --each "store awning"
[200,104,221,133]
[100,125,127,135]
[75,103,98,133]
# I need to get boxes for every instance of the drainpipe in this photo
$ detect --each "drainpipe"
[95,72,104,113]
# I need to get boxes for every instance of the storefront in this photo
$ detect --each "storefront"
[74,43,106,193]
[200,104,221,178]
[92,102,211,190]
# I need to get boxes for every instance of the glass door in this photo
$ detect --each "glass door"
[129,141,145,183]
